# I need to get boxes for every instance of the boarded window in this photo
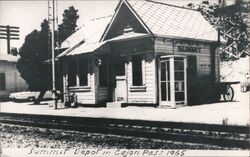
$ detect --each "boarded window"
[0,73,6,90]
[132,56,143,86]
[79,59,88,86]
[99,57,108,86]
[68,60,77,87]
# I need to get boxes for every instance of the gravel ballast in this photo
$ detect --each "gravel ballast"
[0,124,238,150]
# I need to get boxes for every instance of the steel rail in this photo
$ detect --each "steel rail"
[0,112,249,149]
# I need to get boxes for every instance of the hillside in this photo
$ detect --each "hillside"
[220,57,250,83]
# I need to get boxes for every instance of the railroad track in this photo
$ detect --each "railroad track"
[0,112,249,149]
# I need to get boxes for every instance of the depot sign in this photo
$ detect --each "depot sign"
[177,46,201,53]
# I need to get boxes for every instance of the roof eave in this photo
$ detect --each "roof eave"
[57,40,85,58]
[109,34,153,42]
[154,34,221,44]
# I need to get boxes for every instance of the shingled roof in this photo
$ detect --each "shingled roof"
[102,0,219,42]
[59,0,221,57]
[129,0,218,41]
[58,15,112,57]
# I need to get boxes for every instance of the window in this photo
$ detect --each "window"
[79,60,88,86]
[0,73,6,90]
[99,57,108,86]
[132,55,143,86]
[68,58,89,87]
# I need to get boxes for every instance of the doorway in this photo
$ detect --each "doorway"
[114,57,127,102]
[159,56,187,108]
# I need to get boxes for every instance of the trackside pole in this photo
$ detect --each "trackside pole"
[51,0,57,109]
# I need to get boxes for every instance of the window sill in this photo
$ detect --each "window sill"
[69,86,91,92]
[130,86,146,92]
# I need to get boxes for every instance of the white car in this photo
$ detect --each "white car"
[9,91,54,101]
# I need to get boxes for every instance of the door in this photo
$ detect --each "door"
[159,56,187,108]
[114,57,127,102]
[115,76,127,101]
[160,59,171,106]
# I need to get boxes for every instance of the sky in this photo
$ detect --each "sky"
[0,0,235,54]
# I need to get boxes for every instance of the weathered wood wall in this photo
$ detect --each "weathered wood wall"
[96,87,110,103]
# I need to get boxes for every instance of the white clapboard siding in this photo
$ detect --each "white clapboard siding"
[73,92,95,104]
[96,86,110,102]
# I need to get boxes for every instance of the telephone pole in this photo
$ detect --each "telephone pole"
[48,0,57,109]
[0,25,19,54]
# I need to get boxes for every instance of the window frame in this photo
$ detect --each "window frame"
[68,58,90,89]
[129,55,146,91]
[77,58,90,87]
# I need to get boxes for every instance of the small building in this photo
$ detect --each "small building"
[58,0,223,108]
[0,54,28,100]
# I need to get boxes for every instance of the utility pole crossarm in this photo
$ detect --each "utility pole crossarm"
[0,25,20,54]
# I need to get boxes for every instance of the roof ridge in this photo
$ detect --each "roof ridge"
[145,0,197,11]
[90,15,113,21]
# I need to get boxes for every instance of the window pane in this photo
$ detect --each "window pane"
[161,82,166,101]
[175,92,184,101]
[132,56,143,86]
[99,57,108,86]
[68,60,76,86]
[167,61,170,81]
[175,81,184,91]
[167,82,171,101]
[0,73,6,90]
[175,82,180,91]
[79,59,88,86]
[175,72,184,80]
[161,62,166,81]
[174,60,184,71]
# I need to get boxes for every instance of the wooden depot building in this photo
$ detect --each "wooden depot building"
[58,0,224,108]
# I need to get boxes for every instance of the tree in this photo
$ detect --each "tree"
[10,47,18,56]
[17,6,79,104]
[58,6,79,44]
[17,19,51,104]
[186,0,250,61]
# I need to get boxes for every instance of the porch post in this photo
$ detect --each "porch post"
[63,60,69,107]
[170,57,176,108]
[76,58,80,86]
[184,57,187,105]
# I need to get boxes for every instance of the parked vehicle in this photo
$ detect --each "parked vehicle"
[9,91,54,101]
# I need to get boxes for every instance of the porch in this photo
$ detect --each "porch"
[1,84,249,126]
